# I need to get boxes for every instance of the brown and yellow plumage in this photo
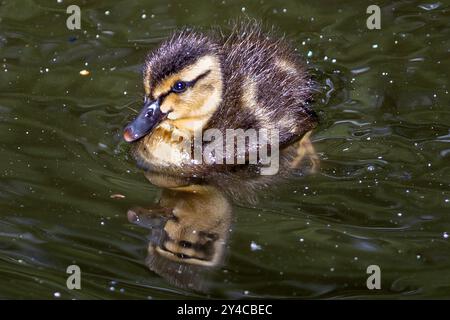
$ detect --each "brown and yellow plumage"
[124,20,318,188]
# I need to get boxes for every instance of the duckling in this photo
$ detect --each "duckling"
[123,20,319,190]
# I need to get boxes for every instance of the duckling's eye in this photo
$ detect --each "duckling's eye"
[172,81,187,93]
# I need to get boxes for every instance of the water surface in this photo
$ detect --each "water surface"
[0,0,449,299]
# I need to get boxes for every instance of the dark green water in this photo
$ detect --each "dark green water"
[0,0,449,299]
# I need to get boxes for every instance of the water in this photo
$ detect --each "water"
[1,0,449,299]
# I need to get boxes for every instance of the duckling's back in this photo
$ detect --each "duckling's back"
[207,21,318,148]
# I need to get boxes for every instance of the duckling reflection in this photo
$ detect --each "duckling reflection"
[127,182,232,291]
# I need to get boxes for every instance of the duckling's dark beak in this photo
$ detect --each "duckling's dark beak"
[123,99,165,143]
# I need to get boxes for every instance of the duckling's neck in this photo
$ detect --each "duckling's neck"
[133,123,193,169]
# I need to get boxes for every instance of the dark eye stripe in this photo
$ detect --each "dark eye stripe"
[190,69,211,86]
[172,69,211,92]
[154,70,212,104]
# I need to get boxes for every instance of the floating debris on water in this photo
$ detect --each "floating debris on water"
[250,241,262,251]
[443,232,449,239]
[418,2,441,11]
[351,66,370,74]
[53,292,61,298]
[110,194,126,199]
[79,69,90,76]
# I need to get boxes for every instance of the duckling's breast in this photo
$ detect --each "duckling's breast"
[132,123,194,170]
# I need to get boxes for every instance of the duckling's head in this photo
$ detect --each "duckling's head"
[124,31,223,142]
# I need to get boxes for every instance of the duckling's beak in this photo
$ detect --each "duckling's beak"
[123,99,165,142]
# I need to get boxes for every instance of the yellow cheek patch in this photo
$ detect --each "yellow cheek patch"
[161,89,206,118]
[163,77,222,131]
[160,94,180,113]
[150,54,223,132]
